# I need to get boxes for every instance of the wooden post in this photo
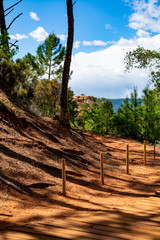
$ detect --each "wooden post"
[126,144,129,174]
[100,152,104,185]
[62,158,66,196]
[144,140,146,166]
[154,127,156,160]
[154,142,156,160]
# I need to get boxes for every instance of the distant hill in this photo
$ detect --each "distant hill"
[108,98,143,112]
[107,99,126,112]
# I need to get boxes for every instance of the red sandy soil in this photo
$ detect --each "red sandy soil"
[0,89,160,230]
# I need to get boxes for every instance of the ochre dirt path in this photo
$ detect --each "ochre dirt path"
[1,196,160,240]
[0,134,160,239]
[1,89,160,238]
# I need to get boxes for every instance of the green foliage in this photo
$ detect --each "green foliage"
[21,34,65,83]
[33,79,76,118]
[142,87,160,142]
[0,31,10,58]
[113,97,132,138]
[0,33,73,119]
[125,46,160,89]
[23,53,41,76]
[112,87,160,143]
[0,50,30,96]
[72,86,160,143]
[34,79,61,117]
[67,98,78,125]
[125,47,160,70]
[0,31,19,59]
[36,34,65,80]
[74,100,113,135]
[124,45,160,142]
[113,88,144,140]
[113,99,143,140]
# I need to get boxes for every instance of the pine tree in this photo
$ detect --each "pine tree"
[36,34,65,80]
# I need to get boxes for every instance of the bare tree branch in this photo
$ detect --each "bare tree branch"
[0,42,7,46]
[9,40,18,49]
[5,8,14,17]
[7,13,22,30]
[4,0,22,12]
[73,1,77,6]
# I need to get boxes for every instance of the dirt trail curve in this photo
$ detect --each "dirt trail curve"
[1,196,160,240]
[0,134,160,239]
[0,89,160,239]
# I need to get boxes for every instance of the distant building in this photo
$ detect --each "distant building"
[73,95,100,109]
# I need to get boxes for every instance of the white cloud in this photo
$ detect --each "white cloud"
[136,29,150,38]
[29,27,48,42]
[105,24,112,29]
[69,0,160,98]
[82,40,108,47]
[83,41,93,46]
[128,0,160,33]
[57,34,67,41]
[74,41,80,49]
[93,40,108,46]
[10,34,28,40]
[30,12,40,21]
[70,34,160,98]
[117,34,160,49]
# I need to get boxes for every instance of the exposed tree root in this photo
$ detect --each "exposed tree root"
[26,182,55,189]
[0,173,30,195]
[0,173,56,194]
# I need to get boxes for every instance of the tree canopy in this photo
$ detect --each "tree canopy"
[125,46,160,89]
[36,34,65,80]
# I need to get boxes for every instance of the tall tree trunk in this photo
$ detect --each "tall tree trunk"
[48,58,52,80]
[0,0,9,52]
[0,0,7,34]
[60,0,74,124]
[0,0,23,56]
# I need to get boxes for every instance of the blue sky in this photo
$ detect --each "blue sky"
[5,0,160,98]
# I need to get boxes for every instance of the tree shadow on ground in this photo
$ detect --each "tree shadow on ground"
[0,141,159,203]
[1,200,160,240]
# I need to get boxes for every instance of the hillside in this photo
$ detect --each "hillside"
[0,89,160,229]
